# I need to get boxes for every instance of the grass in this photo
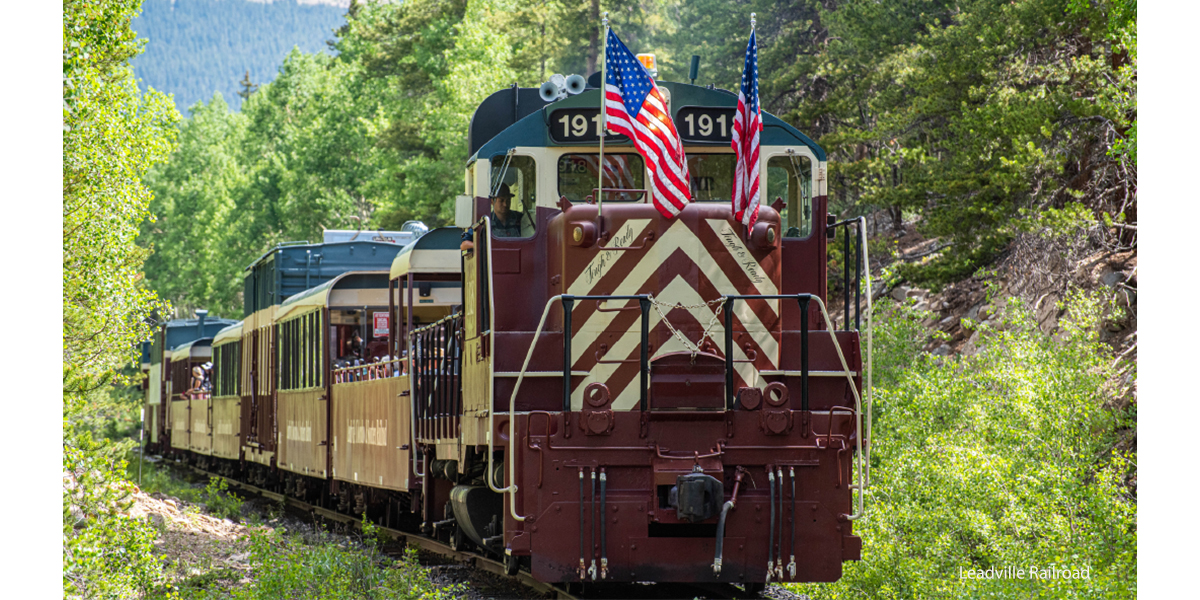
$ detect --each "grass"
[128,455,457,600]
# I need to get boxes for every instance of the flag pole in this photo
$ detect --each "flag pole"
[749,12,756,240]
[598,12,609,219]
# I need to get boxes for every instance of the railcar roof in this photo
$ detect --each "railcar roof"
[389,227,464,279]
[170,337,214,362]
[161,316,238,351]
[469,82,825,162]
[213,321,243,346]
[241,237,423,317]
[275,270,390,323]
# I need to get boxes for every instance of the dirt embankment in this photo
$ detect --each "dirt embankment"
[836,212,1136,403]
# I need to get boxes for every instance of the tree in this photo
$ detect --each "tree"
[237,70,259,100]
[143,93,249,318]
[64,0,179,596]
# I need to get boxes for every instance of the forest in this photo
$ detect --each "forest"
[64,0,1136,598]
[139,0,1137,321]
[131,0,347,112]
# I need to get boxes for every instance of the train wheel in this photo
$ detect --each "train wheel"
[449,524,463,551]
[504,553,519,576]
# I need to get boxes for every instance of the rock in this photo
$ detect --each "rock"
[931,344,953,356]
[906,288,928,300]
[1101,270,1124,288]
[890,285,912,301]
[965,303,982,322]
[149,513,165,528]
[914,300,930,312]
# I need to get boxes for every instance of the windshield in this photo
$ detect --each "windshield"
[686,153,735,202]
[558,154,646,202]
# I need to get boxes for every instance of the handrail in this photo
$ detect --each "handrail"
[721,292,869,521]
[491,293,650,522]
[826,217,874,488]
[489,294,562,518]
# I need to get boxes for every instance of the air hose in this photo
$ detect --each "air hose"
[712,467,746,576]
[767,467,776,582]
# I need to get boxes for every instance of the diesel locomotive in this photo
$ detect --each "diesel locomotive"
[143,66,873,593]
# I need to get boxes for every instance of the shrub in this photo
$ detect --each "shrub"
[796,294,1136,599]
[202,477,244,522]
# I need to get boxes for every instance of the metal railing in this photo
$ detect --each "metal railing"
[409,313,463,442]
[829,218,865,331]
[333,357,407,384]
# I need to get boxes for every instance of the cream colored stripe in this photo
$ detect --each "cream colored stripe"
[705,219,779,295]
[566,219,652,297]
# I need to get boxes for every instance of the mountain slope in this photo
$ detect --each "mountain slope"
[132,0,348,112]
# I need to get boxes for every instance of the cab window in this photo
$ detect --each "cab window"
[558,153,645,202]
[687,153,735,202]
[489,155,537,238]
[768,154,813,238]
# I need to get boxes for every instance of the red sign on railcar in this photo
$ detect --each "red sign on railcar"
[373,312,389,337]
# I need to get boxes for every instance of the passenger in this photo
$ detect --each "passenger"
[489,183,525,237]
[190,365,204,397]
[350,331,364,359]
[202,362,213,392]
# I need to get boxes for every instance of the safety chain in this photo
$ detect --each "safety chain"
[646,294,728,360]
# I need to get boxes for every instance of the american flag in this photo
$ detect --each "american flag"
[604,30,691,218]
[731,30,761,229]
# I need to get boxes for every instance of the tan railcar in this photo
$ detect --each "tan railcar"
[168,339,213,454]
[211,322,243,460]
[275,271,397,479]
[331,370,410,490]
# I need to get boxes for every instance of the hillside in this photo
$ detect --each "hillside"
[131,0,349,112]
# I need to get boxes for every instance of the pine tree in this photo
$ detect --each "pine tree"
[236,70,258,101]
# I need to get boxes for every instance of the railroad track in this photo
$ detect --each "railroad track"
[166,459,768,600]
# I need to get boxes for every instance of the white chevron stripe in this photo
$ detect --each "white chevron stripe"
[572,275,765,411]
[570,219,779,365]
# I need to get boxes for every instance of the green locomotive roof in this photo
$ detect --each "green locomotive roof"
[469,82,825,163]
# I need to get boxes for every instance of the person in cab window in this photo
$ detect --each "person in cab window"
[489,183,525,237]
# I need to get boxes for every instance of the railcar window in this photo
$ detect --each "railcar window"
[213,344,241,397]
[278,312,324,391]
[768,155,813,238]
[557,154,646,202]
[489,155,537,238]
[686,153,735,202]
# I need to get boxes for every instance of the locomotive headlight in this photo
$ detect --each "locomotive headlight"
[750,221,778,250]
[570,222,596,247]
